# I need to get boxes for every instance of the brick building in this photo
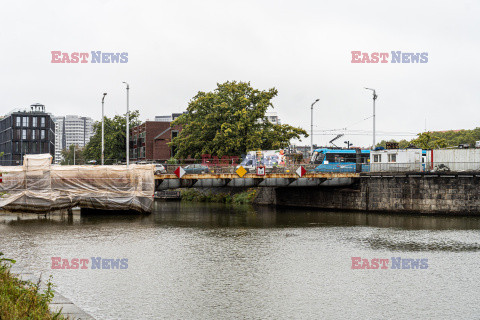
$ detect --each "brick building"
[130,121,181,162]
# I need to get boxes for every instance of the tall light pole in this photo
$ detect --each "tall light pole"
[101,93,107,165]
[364,88,378,149]
[122,82,130,167]
[311,99,320,154]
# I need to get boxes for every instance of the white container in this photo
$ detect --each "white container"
[370,149,423,172]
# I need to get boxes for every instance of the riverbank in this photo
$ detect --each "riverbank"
[0,253,64,320]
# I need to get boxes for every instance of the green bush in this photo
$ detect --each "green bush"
[166,157,179,165]
[0,253,65,320]
[232,189,257,204]
[180,188,257,204]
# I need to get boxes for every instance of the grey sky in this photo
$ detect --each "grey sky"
[1,0,479,147]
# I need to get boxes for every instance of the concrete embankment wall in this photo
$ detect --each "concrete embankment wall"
[254,175,480,215]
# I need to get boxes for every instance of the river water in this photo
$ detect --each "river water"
[1,202,480,319]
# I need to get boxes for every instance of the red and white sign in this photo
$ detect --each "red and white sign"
[256,166,265,176]
[174,166,186,178]
[0,173,2,183]
[296,166,306,177]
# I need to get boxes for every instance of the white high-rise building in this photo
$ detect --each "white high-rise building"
[53,115,94,163]
[265,112,281,125]
[52,116,65,162]
[256,112,282,126]
[64,115,93,148]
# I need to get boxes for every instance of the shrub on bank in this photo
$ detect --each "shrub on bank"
[180,188,256,204]
[232,189,257,204]
[0,253,64,320]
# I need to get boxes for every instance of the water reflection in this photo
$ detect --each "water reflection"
[2,202,480,231]
[153,201,480,230]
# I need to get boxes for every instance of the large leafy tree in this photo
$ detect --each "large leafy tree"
[60,145,85,165]
[170,81,308,158]
[83,110,140,163]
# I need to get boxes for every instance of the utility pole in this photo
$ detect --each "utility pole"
[364,88,378,149]
[20,128,23,166]
[310,99,320,154]
[101,93,107,165]
[122,82,130,167]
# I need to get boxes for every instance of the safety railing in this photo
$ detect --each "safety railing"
[153,162,480,175]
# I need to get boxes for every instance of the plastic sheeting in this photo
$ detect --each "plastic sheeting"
[0,154,154,213]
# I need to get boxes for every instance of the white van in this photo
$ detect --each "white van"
[237,150,285,172]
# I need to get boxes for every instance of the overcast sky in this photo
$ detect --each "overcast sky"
[1,0,479,148]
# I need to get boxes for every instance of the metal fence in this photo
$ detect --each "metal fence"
[369,162,480,173]
[155,162,480,175]
[159,163,318,175]
[4,160,480,174]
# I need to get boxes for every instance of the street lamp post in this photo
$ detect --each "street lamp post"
[122,82,130,167]
[311,99,320,154]
[101,93,107,165]
[364,88,378,149]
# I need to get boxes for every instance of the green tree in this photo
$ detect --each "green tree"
[376,139,411,149]
[431,128,480,147]
[60,145,85,165]
[169,81,308,158]
[83,110,141,163]
[411,132,447,149]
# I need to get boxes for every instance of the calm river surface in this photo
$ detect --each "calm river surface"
[1,202,480,319]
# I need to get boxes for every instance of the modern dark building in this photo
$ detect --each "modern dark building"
[0,103,55,165]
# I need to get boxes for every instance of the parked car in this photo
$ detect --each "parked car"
[184,164,210,174]
[154,164,167,175]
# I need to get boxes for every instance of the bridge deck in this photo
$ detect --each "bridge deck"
[155,172,360,180]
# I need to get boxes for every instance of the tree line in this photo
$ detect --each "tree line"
[61,80,479,164]
[376,128,480,150]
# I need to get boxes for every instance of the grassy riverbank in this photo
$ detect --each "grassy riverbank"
[0,253,64,320]
[181,188,257,204]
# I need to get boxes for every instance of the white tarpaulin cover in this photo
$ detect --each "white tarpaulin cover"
[0,154,154,213]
